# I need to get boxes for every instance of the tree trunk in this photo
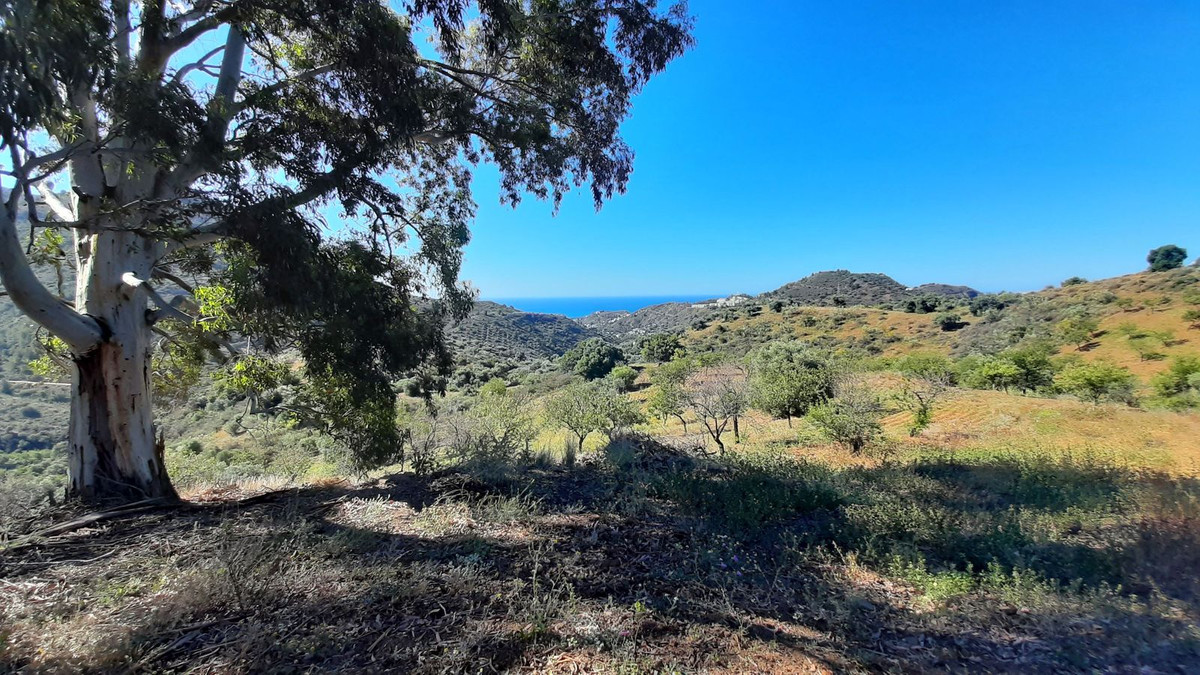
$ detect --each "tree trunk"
[67,231,176,502]
[732,415,740,443]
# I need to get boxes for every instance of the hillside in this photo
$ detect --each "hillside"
[447,301,599,360]
[578,296,749,343]
[685,266,1200,386]
[763,270,979,307]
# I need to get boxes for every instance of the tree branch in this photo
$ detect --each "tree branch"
[0,207,103,354]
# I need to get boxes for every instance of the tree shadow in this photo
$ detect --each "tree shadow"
[4,443,1200,671]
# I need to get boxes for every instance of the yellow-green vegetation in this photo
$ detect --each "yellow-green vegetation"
[4,268,1200,671]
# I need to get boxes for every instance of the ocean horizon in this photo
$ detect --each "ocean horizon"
[485,295,718,318]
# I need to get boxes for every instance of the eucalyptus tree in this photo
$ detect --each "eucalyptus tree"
[0,0,692,502]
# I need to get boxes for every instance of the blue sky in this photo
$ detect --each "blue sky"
[463,0,1200,298]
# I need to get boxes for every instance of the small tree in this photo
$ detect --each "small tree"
[545,382,606,452]
[1054,316,1100,350]
[1147,245,1188,272]
[747,342,835,427]
[560,339,625,380]
[1062,276,1088,287]
[894,352,953,435]
[647,381,689,433]
[647,357,695,433]
[639,333,685,363]
[808,379,885,453]
[1151,356,1200,397]
[958,355,1022,392]
[683,365,748,454]
[595,385,645,439]
[934,313,965,331]
[1054,361,1136,404]
[607,365,639,393]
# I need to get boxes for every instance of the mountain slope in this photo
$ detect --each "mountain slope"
[763,270,978,307]
[448,301,599,360]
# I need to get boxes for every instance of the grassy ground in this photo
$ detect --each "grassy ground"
[3,430,1198,673]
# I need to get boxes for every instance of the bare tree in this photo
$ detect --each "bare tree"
[683,365,748,454]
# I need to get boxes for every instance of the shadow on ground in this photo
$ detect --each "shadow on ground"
[3,437,1199,672]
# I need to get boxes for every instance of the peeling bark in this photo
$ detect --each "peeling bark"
[66,229,176,502]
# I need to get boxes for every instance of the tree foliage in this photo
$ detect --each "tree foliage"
[1147,245,1188,272]
[1054,361,1136,404]
[0,0,692,497]
[639,333,684,362]
[559,338,625,380]
[545,381,606,450]
[747,341,835,423]
[808,379,885,454]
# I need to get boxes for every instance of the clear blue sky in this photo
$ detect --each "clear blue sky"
[463,0,1200,298]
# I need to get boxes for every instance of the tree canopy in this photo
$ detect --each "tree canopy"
[1147,245,1188,272]
[559,338,625,380]
[0,0,693,500]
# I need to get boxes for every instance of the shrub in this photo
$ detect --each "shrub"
[1054,361,1136,404]
[933,313,965,331]
[969,295,1007,316]
[808,380,885,453]
[958,355,1021,392]
[606,365,638,392]
[639,333,684,363]
[1151,356,1200,397]
[1054,316,1099,350]
[559,338,624,380]
[19,406,41,419]
[1062,276,1088,286]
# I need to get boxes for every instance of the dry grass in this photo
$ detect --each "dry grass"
[3,446,1198,672]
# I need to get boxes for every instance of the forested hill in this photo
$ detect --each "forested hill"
[447,301,599,361]
[762,270,979,307]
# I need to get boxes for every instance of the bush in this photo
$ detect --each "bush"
[933,313,965,331]
[968,295,1007,316]
[559,338,624,380]
[19,406,41,419]
[808,380,885,453]
[1151,356,1200,397]
[606,365,638,392]
[1054,316,1099,350]
[1062,276,1088,286]
[639,333,684,363]
[1054,361,1136,404]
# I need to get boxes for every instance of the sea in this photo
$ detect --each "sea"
[485,295,716,318]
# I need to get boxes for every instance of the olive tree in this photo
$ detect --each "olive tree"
[545,381,606,452]
[0,0,691,502]
[746,341,834,427]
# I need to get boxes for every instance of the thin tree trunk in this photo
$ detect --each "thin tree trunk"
[733,415,740,443]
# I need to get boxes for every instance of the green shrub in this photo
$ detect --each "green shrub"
[1054,361,1136,404]
[933,313,965,331]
